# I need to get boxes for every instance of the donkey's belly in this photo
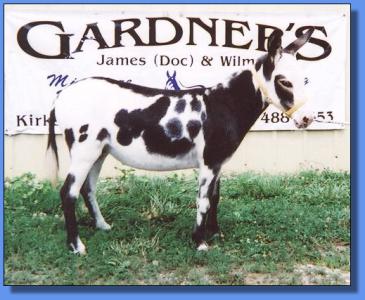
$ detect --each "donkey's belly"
[109,137,199,171]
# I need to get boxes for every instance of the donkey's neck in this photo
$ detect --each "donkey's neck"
[202,70,268,168]
[228,69,267,131]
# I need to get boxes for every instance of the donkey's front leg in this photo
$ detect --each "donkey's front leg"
[192,165,220,251]
[206,178,220,238]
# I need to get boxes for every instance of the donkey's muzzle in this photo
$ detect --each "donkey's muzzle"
[292,110,315,129]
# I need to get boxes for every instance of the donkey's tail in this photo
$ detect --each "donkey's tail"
[46,108,59,186]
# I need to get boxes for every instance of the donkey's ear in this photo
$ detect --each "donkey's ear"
[283,27,315,55]
[167,71,170,77]
[267,30,283,58]
[173,70,176,77]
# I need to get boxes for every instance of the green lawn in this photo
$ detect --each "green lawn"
[4,170,350,285]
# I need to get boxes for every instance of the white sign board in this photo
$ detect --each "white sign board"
[4,4,349,135]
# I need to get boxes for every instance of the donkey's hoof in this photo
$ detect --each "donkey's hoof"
[96,220,112,231]
[70,237,87,255]
[197,242,209,251]
[210,232,220,240]
[206,228,222,242]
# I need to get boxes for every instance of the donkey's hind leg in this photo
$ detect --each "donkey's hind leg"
[80,150,111,230]
[61,140,104,254]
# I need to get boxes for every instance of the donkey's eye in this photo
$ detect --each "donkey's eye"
[281,80,293,88]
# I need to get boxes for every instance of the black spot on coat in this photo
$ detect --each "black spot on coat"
[114,96,194,157]
[79,124,89,133]
[190,96,202,112]
[65,128,75,150]
[143,127,193,157]
[79,134,88,143]
[187,120,201,140]
[96,128,110,141]
[166,118,183,139]
[175,99,186,113]
[114,96,170,146]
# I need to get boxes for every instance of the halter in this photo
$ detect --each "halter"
[252,70,306,118]
[284,100,306,118]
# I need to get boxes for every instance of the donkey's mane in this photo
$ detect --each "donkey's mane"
[92,76,206,97]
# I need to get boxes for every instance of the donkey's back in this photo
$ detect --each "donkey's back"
[55,77,207,171]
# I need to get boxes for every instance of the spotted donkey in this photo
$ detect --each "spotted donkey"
[47,29,316,254]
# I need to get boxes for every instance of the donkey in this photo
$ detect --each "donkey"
[47,29,316,254]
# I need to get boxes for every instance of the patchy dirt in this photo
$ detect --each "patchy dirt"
[142,264,350,285]
[234,266,350,286]
[131,267,213,285]
[242,272,286,285]
[294,264,350,285]
[96,264,350,286]
[228,259,350,286]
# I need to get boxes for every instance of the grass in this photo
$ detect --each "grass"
[4,170,350,285]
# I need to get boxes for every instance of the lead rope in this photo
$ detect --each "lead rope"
[313,119,350,126]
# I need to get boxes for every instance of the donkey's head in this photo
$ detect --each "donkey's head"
[255,28,316,129]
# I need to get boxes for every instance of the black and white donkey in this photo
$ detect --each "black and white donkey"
[47,29,316,254]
